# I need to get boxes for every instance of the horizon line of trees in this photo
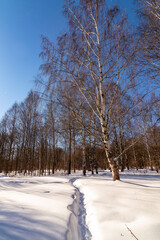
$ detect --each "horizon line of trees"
[0,90,159,176]
[0,0,160,179]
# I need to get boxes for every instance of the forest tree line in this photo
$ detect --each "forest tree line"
[0,0,160,179]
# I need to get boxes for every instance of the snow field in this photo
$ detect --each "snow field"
[74,171,160,240]
[0,176,75,240]
[0,171,159,240]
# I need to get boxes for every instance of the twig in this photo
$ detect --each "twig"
[125,224,139,240]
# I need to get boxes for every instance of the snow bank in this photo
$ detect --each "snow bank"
[74,171,160,240]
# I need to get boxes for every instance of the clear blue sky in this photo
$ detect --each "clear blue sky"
[0,0,136,120]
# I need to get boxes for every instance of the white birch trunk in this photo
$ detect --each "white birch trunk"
[100,116,120,181]
[95,15,120,180]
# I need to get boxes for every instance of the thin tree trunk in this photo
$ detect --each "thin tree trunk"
[73,127,76,173]
[143,121,153,170]
[81,128,86,176]
[129,123,138,170]
[68,125,72,175]
[118,122,125,172]
[82,137,86,176]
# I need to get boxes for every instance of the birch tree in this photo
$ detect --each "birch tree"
[40,0,138,180]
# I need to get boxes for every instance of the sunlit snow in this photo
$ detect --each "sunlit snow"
[0,170,160,240]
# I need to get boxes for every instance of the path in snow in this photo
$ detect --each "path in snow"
[66,178,92,240]
[0,174,91,240]
[74,170,160,240]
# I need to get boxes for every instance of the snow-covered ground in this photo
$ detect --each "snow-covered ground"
[0,175,75,240]
[74,170,160,240]
[0,170,160,240]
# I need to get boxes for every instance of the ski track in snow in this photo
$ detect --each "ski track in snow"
[0,174,91,240]
[66,178,92,240]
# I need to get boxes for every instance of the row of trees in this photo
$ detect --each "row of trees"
[0,90,159,176]
[0,0,160,180]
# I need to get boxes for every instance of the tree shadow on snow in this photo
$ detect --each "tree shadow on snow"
[120,179,160,189]
[0,209,66,240]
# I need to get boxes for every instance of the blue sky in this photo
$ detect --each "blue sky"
[0,0,136,120]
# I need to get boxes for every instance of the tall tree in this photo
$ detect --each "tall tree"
[40,0,139,180]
